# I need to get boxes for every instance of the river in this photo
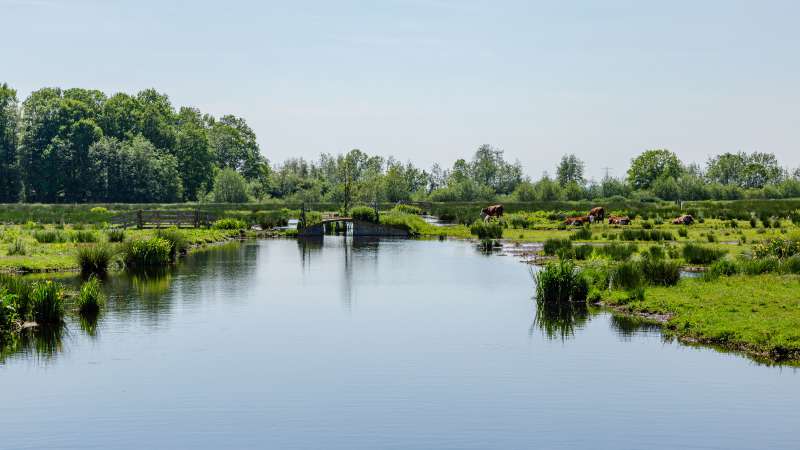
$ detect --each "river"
[1,238,798,449]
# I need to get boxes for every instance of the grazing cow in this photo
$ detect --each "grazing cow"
[564,215,590,226]
[588,206,605,222]
[481,204,504,222]
[673,214,694,225]
[608,215,631,225]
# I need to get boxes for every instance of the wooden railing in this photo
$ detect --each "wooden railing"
[111,210,216,229]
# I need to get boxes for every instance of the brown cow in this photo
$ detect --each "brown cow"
[588,206,605,222]
[481,204,504,222]
[608,215,631,225]
[673,214,694,225]
[564,215,590,226]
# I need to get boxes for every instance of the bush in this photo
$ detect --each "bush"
[470,220,503,240]
[122,237,173,269]
[106,229,126,243]
[155,228,188,261]
[255,210,290,229]
[212,218,247,230]
[534,259,589,304]
[570,226,592,240]
[640,256,681,286]
[71,230,98,243]
[543,238,572,256]
[75,276,105,316]
[351,206,378,223]
[682,243,726,264]
[595,242,637,261]
[33,230,68,244]
[30,280,65,324]
[76,243,116,275]
[211,168,251,203]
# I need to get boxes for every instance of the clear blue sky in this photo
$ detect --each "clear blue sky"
[4,0,799,180]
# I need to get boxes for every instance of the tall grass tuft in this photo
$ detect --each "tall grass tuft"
[640,256,681,286]
[737,256,780,275]
[8,238,28,255]
[155,228,188,261]
[30,281,65,324]
[33,230,68,243]
[573,245,594,260]
[469,220,503,239]
[533,259,589,304]
[682,243,726,264]
[212,218,247,230]
[704,259,739,281]
[76,243,116,275]
[75,276,105,316]
[595,242,638,261]
[122,237,173,269]
[570,226,592,241]
[106,229,126,243]
[610,260,644,290]
[543,238,572,256]
[70,230,98,243]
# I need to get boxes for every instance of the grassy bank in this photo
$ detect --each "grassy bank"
[602,274,800,363]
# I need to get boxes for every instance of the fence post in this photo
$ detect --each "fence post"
[137,210,143,229]
[194,210,199,228]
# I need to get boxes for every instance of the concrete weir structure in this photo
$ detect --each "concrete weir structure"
[297,218,409,238]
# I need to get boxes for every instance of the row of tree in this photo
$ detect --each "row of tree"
[2,83,799,204]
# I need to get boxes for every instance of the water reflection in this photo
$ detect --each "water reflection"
[0,323,67,364]
[531,301,592,341]
[609,314,662,341]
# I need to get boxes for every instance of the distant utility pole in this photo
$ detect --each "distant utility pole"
[601,167,612,179]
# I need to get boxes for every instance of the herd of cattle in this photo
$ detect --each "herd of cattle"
[480,204,695,227]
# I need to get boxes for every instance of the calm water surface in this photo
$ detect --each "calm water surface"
[1,238,798,450]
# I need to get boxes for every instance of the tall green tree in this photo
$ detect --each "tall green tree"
[627,149,683,190]
[0,83,20,202]
[174,107,214,201]
[556,154,585,186]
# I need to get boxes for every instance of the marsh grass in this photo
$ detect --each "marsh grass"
[8,238,28,256]
[106,229,126,243]
[155,228,188,261]
[212,218,247,230]
[76,243,116,275]
[573,245,593,260]
[621,229,674,241]
[33,230,68,244]
[122,237,173,269]
[469,220,503,240]
[75,276,105,316]
[570,226,592,240]
[543,238,572,256]
[595,242,637,261]
[533,259,589,304]
[70,230,98,243]
[682,243,726,264]
[610,260,644,291]
[30,281,64,324]
[640,256,681,286]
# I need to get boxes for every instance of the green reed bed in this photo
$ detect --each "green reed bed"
[76,243,116,275]
[75,276,105,316]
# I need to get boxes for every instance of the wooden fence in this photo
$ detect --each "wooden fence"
[111,210,216,229]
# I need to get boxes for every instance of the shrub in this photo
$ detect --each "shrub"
[106,229,126,243]
[351,206,379,223]
[640,256,681,286]
[30,281,65,324]
[543,238,572,256]
[470,220,503,240]
[749,217,757,228]
[90,207,109,214]
[76,243,116,275]
[122,237,173,269]
[155,228,188,260]
[595,242,637,261]
[8,238,27,256]
[393,204,422,215]
[212,218,247,230]
[71,230,98,243]
[682,243,726,264]
[534,259,589,304]
[75,276,105,315]
[255,210,290,229]
[33,230,68,244]
[570,226,592,241]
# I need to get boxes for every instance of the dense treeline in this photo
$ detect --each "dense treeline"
[2,83,800,205]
